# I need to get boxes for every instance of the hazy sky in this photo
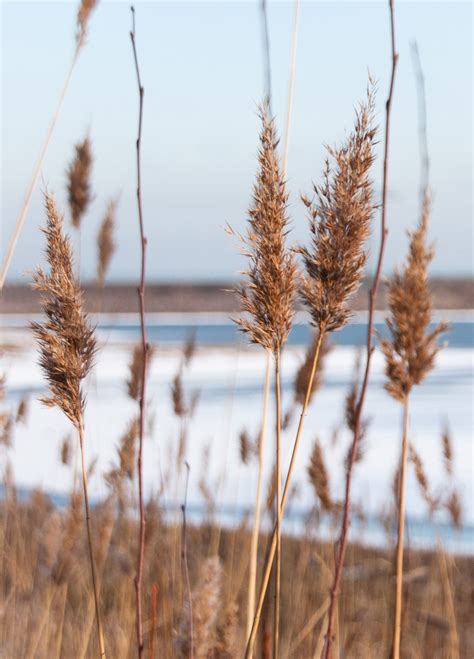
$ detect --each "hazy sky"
[1,0,472,283]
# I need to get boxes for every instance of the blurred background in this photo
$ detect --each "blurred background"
[1,0,472,282]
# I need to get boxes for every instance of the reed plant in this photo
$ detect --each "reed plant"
[245,82,377,658]
[30,191,105,657]
[237,102,297,655]
[380,192,448,659]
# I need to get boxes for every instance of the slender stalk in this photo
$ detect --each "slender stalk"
[246,349,271,645]
[245,329,325,658]
[0,48,80,291]
[321,3,398,656]
[130,8,149,658]
[181,462,194,659]
[260,0,272,107]
[78,421,106,658]
[273,349,282,658]
[392,397,409,659]
[281,0,300,177]
[436,541,460,659]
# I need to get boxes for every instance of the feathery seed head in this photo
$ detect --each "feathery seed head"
[67,135,93,229]
[380,193,449,402]
[299,85,377,333]
[31,192,97,428]
[294,331,331,405]
[307,439,332,512]
[236,102,297,354]
[96,198,117,286]
[76,0,98,49]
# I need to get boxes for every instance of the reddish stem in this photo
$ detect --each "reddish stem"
[130,7,149,658]
[322,3,398,657]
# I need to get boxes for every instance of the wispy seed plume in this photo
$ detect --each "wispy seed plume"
[31,192,96,428]
[299,84,377,333]
[67,135,93,229]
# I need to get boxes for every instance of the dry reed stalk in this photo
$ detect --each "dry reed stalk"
[246,82,377,658]
[322,5,398,655]
[246,349,271,642]
[379,194,448,659]
[31,191,105,657]
[281,0,300,176]
[129,8,150,656]
[96,198,118,286]
[245,331,325,658]
[436,542,460,659]
[237,103,297,655]
[245,4,300,648]
[0,0,98,291]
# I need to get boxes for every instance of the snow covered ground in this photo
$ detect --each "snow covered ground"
[1,314,473,553]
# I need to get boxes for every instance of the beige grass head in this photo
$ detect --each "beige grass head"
[31,191,96,428]
[380,193,449,402]
[299,83,377,333]
[67,135,93,229]
[236,102,297,354]
[96,198,117,286]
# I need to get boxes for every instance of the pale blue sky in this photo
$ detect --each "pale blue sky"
[1,1,472,282]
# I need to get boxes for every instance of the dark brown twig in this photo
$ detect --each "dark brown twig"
[130,7,149,657]
[322,3,398,657]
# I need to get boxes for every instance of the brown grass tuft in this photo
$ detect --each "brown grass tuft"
[380,193,449,402]
[294,331,331,406]
[76,0,99,48]
[67,136,93,229]
[236,102,297,355]
[307,439,332,513]
[408,442,438,516]
[31,192,96,428]
[299,84,376,334]
[96,198,117,286]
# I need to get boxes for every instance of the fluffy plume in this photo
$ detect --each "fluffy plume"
[239,429,252,465]
[294,331,331,406]
[299,85,376,333]
[118,417,139,480]
[127,343,155,403]
[307,439,332,512]
[76,0,99,48]
[408,442,438,516]
[96,198,117,286]
[236,103,297,354]
[60,434,73,466]
[178,557,223,658]
[31,192,96,428]
[214,600,239,657]
[67,136,93,229]
[446,491,462,530]
[441,423,453,476]
[380,194,448,402]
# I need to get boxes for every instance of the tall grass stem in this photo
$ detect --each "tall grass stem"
[245,329,325,657]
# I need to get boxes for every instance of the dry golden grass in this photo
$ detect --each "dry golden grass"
[0,492,472,658]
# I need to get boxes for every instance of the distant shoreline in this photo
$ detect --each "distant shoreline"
[1,277,472,314]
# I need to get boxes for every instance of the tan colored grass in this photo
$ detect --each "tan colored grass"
[96,198,117,286]
[381,192,448,659]
[30,191,105,658]
[299,84,376,335]
[67,136,93,230]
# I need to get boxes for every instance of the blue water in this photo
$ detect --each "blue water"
[99,319,474,348]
